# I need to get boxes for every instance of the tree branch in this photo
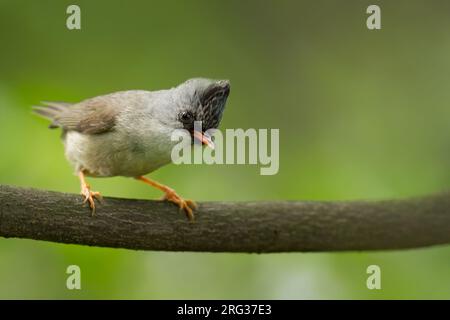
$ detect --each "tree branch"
[0,185,449,252]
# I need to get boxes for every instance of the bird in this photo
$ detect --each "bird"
[33,78,230,220]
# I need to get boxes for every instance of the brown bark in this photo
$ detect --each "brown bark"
[0,185,449,252]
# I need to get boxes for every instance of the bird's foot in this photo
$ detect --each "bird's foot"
[162,188,197,221]
[80,184,102,215]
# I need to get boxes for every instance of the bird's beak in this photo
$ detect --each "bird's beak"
[193,130,215,149]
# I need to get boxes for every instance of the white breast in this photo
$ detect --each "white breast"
[63,127,175,177]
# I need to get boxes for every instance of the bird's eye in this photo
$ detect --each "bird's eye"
[179,111,194,124]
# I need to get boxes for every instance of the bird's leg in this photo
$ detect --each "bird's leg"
[135,176,197,220]
[78,170,102,215]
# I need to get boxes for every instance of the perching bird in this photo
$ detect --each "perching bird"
[33,78,230,220]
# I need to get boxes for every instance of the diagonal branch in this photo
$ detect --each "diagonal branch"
[0,185,449,252]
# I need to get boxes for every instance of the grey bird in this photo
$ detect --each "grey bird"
[33,78,230,220]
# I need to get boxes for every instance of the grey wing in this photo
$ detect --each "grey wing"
[33,97,121,135]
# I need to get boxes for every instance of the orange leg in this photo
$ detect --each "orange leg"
[136,176,197,221]
[78,171,102,215]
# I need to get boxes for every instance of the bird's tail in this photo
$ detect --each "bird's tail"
[32,101,72,129]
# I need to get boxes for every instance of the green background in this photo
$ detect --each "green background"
[0,0,449,299]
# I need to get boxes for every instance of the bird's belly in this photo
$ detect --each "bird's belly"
[63,131,172,177]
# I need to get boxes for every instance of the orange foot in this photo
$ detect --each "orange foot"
[162,188,197,221]
[136,176,197,221]
[79,171,102,215]
[81,184,102,215]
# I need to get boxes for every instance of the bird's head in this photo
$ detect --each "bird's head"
[174,78,230,148]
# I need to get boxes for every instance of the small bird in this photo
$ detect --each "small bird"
[33,78,230,220]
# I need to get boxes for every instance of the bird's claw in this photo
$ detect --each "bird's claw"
[80,185,102,215]
[163,189,197,221]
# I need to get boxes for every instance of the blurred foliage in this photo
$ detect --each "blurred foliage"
[0,0,449,299]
